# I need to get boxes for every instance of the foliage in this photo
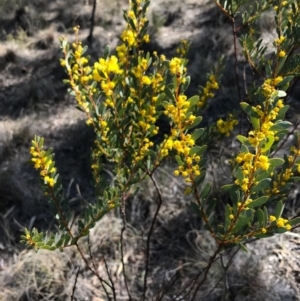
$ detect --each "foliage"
[22,0,300,299]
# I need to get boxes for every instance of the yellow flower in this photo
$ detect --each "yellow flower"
[257,155,270,170]
[278,50,286,57]
[142,76,152,85]
[169,57,183,75]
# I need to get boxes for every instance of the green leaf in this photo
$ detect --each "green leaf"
[257,208,265,227]
[194,171,206,186]
[261,135,274,153]
[269,121,292,132]
[190,145,207,156]
[188,95,200,107]
[275,200,284,219]
[190,202,201,217]
[277,56,288,73]
[240,102,260,118]
[289,217,300,226]
[191,128,204,141]
[104,45,110,58]
[220,184,234,192]
[206,198,217,217]
[255,171,269,182]
[181,76,190,92]
[250,117,260,130]
[236,135,248,144]
[186,116,203,130]
[231,209,254,234]
[200,183,211,199]
[229,187,240,205]
[254,233,274,238]
[277,105,289,119]
[156,93,166,103]
[276,76,294,88]
[251,178,271,193]
[225,204,232,231]
[128,17,137,31]
[263,206,268,227]
[239,243,248,252]
[165,87,176,102]
[241,144,249,153]
[175,155,184,166]
[247,196,269,208]
[236,167,244,182]
[269,158,284,168]
[291,176,300,182]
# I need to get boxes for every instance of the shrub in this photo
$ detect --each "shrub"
[22,0,300,299]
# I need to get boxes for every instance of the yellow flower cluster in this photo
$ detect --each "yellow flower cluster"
[198,74,219,108]
[248,99,284,147]
[262,76,283,98]
[275,35,286,46]
[120,8,149,49]
[60,29,101,121]
[93,56,122,81]
[169,57,185,76]
[279,50,286,57]
[269,215,291,230]
[30,141,57,188]
[164,94,190,124]
[216,114,238,137]
[162,94,201,182]
[176,39,189,57]
[133,138,154,163]
[235,153,270,192]
[130,57,166,163]
[270,145,300,195]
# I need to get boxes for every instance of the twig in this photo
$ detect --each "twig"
[75,243,112,292]
[71,267,80,301]
[87,0,97,46]
[141,170,163,301]
[220,255,229,301]
[189,244,223,301]
[271,119,300,158]
[175,245,222,301]
[103,255,117,301]
[87,235,112,301]
[120,193,133,301]
[156,273,181,301]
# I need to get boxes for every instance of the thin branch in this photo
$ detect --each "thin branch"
[71,267,80,301]
[189,244,223,301]
[271,119,300,158]
[87,235,112,301]
[75,243,112,291]
[156,273,181,301]
[175,245,223,301]
[120,193,133,301]
[232,17,242,104]
[87,0,97,46]
[220,255,229,301]
[141,170,163,301]
[103,255,117,301]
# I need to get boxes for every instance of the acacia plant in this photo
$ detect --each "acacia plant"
[23,0,300,299]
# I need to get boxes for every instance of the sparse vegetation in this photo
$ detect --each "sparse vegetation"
[1,0,300,301]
